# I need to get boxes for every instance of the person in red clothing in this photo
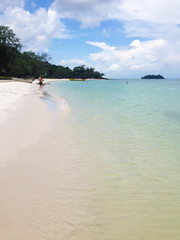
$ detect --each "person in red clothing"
[38,76,44,87]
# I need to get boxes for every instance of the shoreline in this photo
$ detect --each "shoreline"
[0,78,86,239]
[0,78,68,122]
[1,79,180,239]
[0,80,52,168]
[0,78,69,167]
[0,77,106,240]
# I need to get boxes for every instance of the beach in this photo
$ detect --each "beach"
[0,79,59,168]
[0,79,89,240]
[0,79,180,240]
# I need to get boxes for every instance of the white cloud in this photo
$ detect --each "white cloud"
[51,0,180,31]
[1,0,180,77]
[51,0,180,77]
[0,6,68,51]
[2,1,180,46]
[51,0,119,28]
[49,0,180,77]
[59,59,87,69]
[0,0,24,11]
[2,1,180,51]
[116,0,180,24]
[86,41,116,51]
[86,39,177,77]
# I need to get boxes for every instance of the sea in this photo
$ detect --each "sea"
[46,78,180,240]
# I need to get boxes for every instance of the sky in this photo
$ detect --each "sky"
[0,0,180,78]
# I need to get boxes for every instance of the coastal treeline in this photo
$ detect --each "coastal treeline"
[0,25,104,79]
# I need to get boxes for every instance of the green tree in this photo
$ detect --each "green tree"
[0,25,105,79]
[73,65,86,78]
[0,25,21,50]
[72,65,104,79]
[0,26,22,76]
[25,51,51,62]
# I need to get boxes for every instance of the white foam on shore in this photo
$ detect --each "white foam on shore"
[60,98,71,113]
[42,78,71,114]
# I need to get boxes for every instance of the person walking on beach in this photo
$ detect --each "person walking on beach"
[38,76,44,88]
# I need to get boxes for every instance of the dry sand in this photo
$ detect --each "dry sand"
[0,79,94,240]
[0,79,66,167]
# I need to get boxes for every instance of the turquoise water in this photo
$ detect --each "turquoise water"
[47,79,180,239]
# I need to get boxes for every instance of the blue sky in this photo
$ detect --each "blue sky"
[1,0,180,78]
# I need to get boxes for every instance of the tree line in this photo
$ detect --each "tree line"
[0,25,105,79]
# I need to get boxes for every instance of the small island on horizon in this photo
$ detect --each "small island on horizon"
[141,74,165,79]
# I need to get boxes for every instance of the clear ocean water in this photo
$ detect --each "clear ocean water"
[47,79,180,239]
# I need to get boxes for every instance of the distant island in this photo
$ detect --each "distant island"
[141,74,165,79]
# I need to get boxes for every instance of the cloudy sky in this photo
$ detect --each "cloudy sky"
[0,0,180,78]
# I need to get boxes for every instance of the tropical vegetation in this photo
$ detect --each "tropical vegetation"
[0,25,105,79]
[141,74,165,79]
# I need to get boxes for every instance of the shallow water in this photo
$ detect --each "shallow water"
[46,79,180,239]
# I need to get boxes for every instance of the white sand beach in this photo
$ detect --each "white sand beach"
[1,79,180,240]
[0,79,93,240]
[0,79,68,167]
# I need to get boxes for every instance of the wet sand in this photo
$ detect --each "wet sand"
[0,79,103,240]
